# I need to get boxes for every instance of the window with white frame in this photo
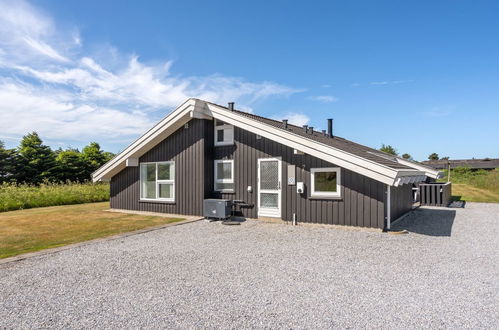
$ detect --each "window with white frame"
[311,167,341,197]
[214,119,234,146]
[140,162,175,201]
[214,159,234,192]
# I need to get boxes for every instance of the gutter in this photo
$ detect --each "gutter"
[386,185,391,231]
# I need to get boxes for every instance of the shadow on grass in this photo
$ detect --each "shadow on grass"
[392,208,457,237]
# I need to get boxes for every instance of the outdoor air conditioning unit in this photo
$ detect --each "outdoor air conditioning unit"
[203,199,232,220]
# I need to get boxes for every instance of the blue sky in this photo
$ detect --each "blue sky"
[0,0,498,161]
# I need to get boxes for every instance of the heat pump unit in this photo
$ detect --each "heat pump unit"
[203,199,232,220]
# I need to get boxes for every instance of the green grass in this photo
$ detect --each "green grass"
[0,182,110,212]
[439,167,499,203]
[0,202,183,259]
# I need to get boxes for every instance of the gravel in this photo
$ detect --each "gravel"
[1,202,498,329]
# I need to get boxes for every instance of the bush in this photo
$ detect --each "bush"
[0,182,110,212]
[441,167,499,193]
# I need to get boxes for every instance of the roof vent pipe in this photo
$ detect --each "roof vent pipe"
[282,119,288,129]
[327,118,333,138]
[309,127,314,134]
[228,102,235,111]
[322,129,327,136]
[303,125,308,133]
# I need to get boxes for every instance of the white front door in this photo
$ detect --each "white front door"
[257,158,282,218]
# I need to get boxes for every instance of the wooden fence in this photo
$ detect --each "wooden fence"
[419,182,452,207]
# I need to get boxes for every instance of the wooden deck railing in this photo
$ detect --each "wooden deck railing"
[419,182,452,207]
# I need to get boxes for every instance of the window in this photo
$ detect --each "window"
[214,119,234,146]
[311,167,341,197]
[214,159,234,192]
[140,162,175,201]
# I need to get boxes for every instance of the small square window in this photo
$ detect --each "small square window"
[214,119,234,146]
[311,168,341,198]
[214,159,234,192]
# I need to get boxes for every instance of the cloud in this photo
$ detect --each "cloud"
[0,0,301,148]
[271,112,310,126]
[309,95,338,103]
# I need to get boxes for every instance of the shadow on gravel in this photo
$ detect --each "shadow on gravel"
[392,208,457,237]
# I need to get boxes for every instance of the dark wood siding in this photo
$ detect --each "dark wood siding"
[110,118,208,216]
[210,125,386,228]
[390,184,413,220]
[110,119,388,228]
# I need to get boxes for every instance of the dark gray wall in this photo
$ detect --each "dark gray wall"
[110,118,209,215]
[390,184,413,220]
[211,125,386,228]
[110,119,389,228]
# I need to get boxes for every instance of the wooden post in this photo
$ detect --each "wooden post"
[447,161,451,183]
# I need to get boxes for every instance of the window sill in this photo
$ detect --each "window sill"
[214,190,235,194]
[139,199,176,204]
[309,195,342,200]
[214,142,235,147]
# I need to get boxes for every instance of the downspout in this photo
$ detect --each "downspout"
[386,185,391,231]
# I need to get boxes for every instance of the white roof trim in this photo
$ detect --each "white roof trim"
[92,98,427,186]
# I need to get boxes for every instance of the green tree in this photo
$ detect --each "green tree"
[16,132,56,184]
[54,149,88,182]
[401,153,412,160]
[428,153,439,160]
[0,141,16,183]
[380,144,398,156]
[81,142,115,179]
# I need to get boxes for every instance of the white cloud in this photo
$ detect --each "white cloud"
[309,95,338,103]
[271,112,310,126]
[0,0,301,148]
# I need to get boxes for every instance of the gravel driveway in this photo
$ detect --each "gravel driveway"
[1,202,498,329]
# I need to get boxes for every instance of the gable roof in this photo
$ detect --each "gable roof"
[93,98,441,186]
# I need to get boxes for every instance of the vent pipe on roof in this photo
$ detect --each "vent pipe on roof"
[282,119,288,129]
[228,102,235,111]
[303,125,308,133]
[322,129,327,136]
[327,118,333,138]
[309,127,314,134]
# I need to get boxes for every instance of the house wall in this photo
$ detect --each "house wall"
[110,119,388,228]
[390,184,413,220]
[110,119,209,215]
[212,124,386,228]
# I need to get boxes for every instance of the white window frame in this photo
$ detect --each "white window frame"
[214,119,234,146]
[214,159,234,192]
[139,161,175,202]
[310,167,341,198]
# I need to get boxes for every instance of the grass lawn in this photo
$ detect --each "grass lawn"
[452,183,499,203]
[0,202,183,259]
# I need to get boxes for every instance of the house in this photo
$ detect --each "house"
[92,98,441,230]
[422,158,499,170]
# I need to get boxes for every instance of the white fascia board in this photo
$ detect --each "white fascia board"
[92,98,199,182]
[394,158,441,179]
[204,103,406,186]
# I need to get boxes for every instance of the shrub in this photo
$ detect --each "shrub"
[0,182,110,212]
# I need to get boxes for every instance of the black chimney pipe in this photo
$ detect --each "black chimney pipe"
[282,119,288,129]
[228,102,235,111]
[327,118,333,138]
[309,126,314,134]
[303,125,308,133]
